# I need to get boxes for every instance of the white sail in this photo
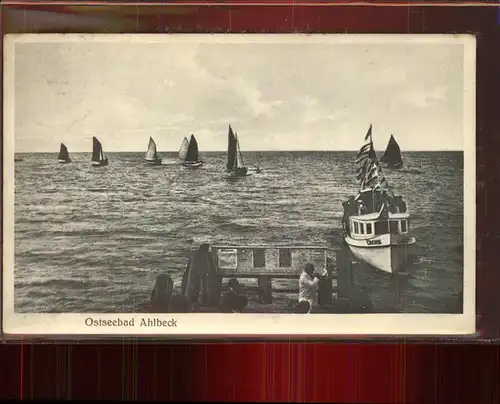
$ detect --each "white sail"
[178,137,189,160]
[235,134,244,169]
[145,137,158,161]
[100,147,105,161]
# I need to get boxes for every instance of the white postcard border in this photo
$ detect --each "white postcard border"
[2,33,476,336]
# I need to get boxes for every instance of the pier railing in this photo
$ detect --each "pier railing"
[149,245,357,312]
[211,245,338,304]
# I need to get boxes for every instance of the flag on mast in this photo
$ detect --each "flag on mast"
[354,125,393,195]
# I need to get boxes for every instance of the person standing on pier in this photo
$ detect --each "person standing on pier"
[298,263,321,314]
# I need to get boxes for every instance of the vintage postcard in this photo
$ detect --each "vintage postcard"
[2,33,476,337]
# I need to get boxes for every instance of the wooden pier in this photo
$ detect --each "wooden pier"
[211,244,353,307]
[148,244,365,314]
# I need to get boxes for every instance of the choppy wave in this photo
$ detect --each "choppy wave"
[13,151,464,313]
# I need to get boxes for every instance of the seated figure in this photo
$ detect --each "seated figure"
[358,201,368,215]
[398,197,407,213]
[342,196,357,233]
[220,278,248,313]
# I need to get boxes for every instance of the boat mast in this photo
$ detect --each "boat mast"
[366,128,393,196]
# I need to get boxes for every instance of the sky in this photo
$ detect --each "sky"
[12,35,468,152]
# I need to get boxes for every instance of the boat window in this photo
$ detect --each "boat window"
[359,223,365,234]
[401,220,407,233]
[354,222,359,234]
[366,223,373,234]
[374,221,389,235]
[253,249,266,268]
[390,221,399,234]
[279,248,292,267]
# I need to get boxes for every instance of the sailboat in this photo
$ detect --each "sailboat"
[182,134,203,168]
[226,125,248,178]
[91,136,109,167]
[341,125,415,274]
[380,134,403,169]
[178,137,189,161]
[226,125,261,178]
[144,137,162,165]
[58,143,71,163]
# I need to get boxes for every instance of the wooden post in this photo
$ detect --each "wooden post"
[336,248,353,300]
[258,275,273,304]
[318,259,333,306]
[317,278,331,306]
[151,274,174,313]
[201,272,209,306]
[211,275,223,307]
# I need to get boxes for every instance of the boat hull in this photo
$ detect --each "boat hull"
[145,158,163,166]
[92,158,108,167]
[247,166,262,175]
[382,162,403,170]
[226,167,248,178]
[345,233,415,274]
[226,166,261,179]
[58,159,71,164]
[182,161,203,168]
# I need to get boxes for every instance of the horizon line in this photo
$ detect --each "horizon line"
[16,149,465,153]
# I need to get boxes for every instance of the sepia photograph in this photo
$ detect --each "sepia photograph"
[2,34,475,336]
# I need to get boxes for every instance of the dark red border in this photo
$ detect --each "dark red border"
[0,343,499,401]
[2,2,499,401]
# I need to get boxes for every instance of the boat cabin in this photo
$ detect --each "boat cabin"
[354,188,406,215]
[349,212,410,240]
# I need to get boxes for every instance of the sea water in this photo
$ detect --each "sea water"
[13,151,464,313]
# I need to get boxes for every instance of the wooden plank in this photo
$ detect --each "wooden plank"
[218,266,302,275]
[213,245,328,276]
[258,275,273,304]
[217,272,299,279]
[217,272,338,280]
[336,248,354,299]
[212,245,328,250]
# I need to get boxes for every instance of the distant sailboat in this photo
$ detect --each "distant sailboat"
[226,125,261,178]
[91,136,109,167]
[380,135,403,169]
[144,137,162,165]
[178,137,189,161]
[226,125,248,178]
[182,134,203,168]
[58,143,71,163]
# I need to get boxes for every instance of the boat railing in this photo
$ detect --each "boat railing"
[344,192,408,219]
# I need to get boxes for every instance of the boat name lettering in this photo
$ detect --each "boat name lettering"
[366,239,382,245]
